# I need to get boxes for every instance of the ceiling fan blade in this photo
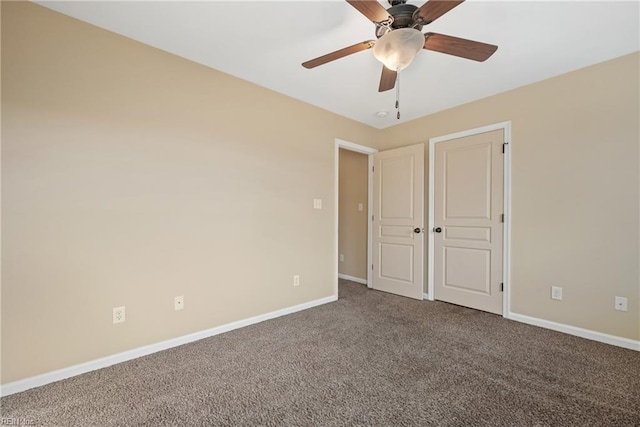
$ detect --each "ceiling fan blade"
[424,32,497,62]
[379,66,397,92]
[346,0,392,23]
[302,41,375,69]
[413,0,464,24]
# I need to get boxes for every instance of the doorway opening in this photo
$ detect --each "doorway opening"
[334,139,425,301]
[334,140,377,297]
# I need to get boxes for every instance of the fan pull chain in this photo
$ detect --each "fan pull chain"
[395,71,401,120]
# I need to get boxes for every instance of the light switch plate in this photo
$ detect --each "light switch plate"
[313,199,322,209]
[358,203,363,211]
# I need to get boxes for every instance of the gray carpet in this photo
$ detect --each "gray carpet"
[2,279,639,426]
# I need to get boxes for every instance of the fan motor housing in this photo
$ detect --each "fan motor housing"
[376,3,423,38]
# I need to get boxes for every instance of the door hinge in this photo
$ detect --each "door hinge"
[501,283,504,292]
[372,166,375,172]
[501,213,504,223]
[372,264,374,270]
[372,215,374,221]
[502,142,508,153]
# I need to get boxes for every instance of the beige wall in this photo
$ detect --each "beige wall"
[1,2,379,383]
[378,52,640,341]
[338,149,368,280]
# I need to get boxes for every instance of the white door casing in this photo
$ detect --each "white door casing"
[372,143,425,300]
[431,128,506,314]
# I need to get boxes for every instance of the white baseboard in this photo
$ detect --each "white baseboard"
[508,312,640,351]
[1,294,338,397]
[338,273,367,285]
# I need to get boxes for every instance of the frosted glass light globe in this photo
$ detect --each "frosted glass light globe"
[373,28,425,71]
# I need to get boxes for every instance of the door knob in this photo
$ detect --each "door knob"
[414,228,422,234]
[433,227,442,233]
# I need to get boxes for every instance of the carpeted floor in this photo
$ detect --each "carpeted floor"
[2,279,639,426]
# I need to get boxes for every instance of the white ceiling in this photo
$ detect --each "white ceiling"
[38,1,639,129]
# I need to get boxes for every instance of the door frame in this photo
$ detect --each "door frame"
[427,121,512,317]
[334,139,378,296]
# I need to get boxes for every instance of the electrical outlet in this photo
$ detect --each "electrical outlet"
[551,286,563,301]
[113,306,126,324]
[174,296,184,311]
[293,275,300,286]
[339,254,344,262]
[614,296,628,312]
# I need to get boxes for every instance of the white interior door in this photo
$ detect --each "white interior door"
[433,129,504,314]
[372,143,424,300]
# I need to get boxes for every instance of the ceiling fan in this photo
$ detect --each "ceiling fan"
[302,0,498,92]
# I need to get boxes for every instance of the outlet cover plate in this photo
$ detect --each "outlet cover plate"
[551,286,563,301]
[615,296,628,311]
[175,296,184,311]
[113,306,126,324]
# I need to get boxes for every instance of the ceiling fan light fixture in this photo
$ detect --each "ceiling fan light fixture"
[373,28,425,71]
